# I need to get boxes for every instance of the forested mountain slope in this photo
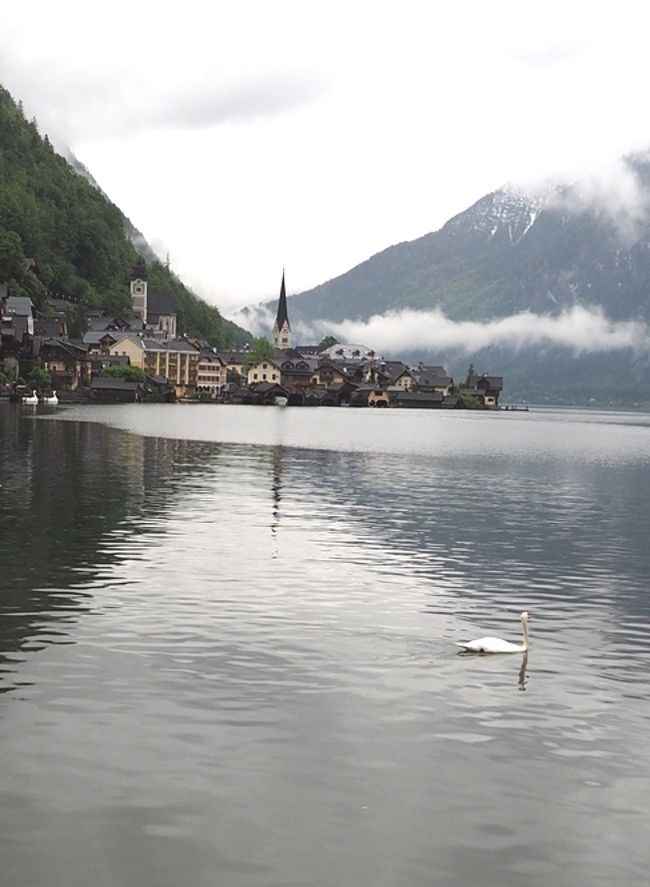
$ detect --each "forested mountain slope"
[0,85,249,347]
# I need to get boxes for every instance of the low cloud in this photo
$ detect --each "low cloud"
[232,303,650,357]
[323,306,650,357]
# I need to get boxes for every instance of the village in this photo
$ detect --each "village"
[0,263,503,409]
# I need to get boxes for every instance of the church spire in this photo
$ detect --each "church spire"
[273,270,291,349]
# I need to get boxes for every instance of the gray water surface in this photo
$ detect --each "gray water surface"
[1,403,649,887]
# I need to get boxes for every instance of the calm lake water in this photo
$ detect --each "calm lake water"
[1,402,650,887]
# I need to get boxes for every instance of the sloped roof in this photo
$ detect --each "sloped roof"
[3,296,33,316]
[148,290,176,316]
[143,337,198,353]
[274,272,290,330]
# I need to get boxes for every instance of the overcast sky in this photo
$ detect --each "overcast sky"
[2,1,650,319]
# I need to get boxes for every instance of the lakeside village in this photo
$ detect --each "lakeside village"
[1,264,503,410]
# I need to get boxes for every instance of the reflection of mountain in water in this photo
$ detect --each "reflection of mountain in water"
[0,409,225,690]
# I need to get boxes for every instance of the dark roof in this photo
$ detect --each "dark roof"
[32,336,88,358]
[198,351,226,364]
[3,296,33,316]
[147,290,176,316]
[273,271,290,330]
[216,350,250,364]
[250,381,289,394]
[34,315,66,337]
[380,361,410,382]
[130,258,148,280]
[415,364,452,387]
[143,337,198,353]
[469,374,503,391]
[295,344,322,356]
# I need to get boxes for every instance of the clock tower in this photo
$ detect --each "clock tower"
[130,258,148,324]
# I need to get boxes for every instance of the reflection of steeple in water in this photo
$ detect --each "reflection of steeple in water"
[271,446,284,556]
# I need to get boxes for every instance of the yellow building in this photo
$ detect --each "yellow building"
[247,358,282,386]
[144,339,200,398]
[109,334,145,369]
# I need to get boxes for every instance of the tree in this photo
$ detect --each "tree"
[101,365,146,383]
[243,337,275,368]
[318,335,338,351]
[25,366,51,390]
[0,228,26,281]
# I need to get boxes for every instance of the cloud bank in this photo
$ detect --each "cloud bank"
[259,306,650,358]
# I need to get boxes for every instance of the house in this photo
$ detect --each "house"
[247,357,282,386]
[1,296,34,346]
[91,376,144,403]
[377,361,415,390]
[314,360,349,387]
[196,352,227,397]
[466,374,503,408]
[248,381,290,405]
[413,364,454,395]
[34,309,68,338]
[82,330,124,353]
[143,337,200,398]
[216,350,250,384]
[277,351,316,390]
[393,390,460,409]
[350,385,390,407]
[33,337,90,390]
[108,334,146,369]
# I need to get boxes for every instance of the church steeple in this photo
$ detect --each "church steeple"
[272,270,291,349]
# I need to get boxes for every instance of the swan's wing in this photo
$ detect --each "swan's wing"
[456,636,522,653]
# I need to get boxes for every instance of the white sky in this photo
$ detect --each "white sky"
[2,0,650,319]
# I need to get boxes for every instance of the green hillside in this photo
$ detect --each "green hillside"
[0,85,250,347]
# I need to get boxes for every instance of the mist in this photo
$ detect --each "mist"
[240,305,650,358]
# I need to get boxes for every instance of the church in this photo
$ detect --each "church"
[272,271,291,350]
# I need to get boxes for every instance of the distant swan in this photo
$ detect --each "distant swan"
[44,391,58,405]
[22,389,38,404]
[456,611,530,654]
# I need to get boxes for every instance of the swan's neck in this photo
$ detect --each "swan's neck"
[521,620,529,650]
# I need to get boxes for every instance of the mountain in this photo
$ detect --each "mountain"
[283,168,650,326]
[252,159,650,403]
[0,85,250,347]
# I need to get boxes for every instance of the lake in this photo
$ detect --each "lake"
[1,402,650,887]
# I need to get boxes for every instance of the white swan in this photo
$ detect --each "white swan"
[456,611,530,654]
[22,389,38,404]
[44,391,58,405]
